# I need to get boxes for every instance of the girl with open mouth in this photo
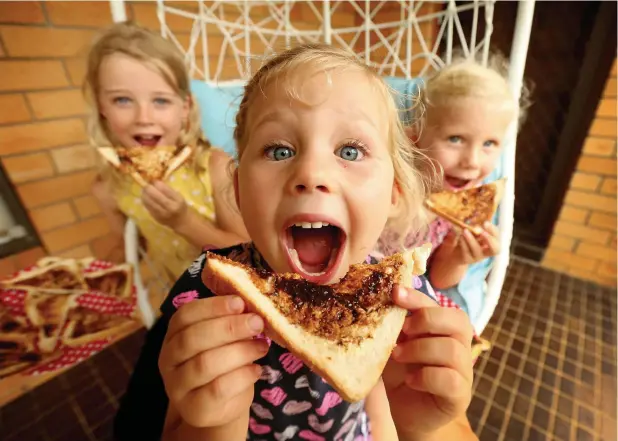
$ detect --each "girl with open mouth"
[114,44,478,441]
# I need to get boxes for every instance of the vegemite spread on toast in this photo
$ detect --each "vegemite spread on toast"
[5,269,83,290]
[210,253,405,346]
[85,271,128,297]
[461,185,496,226]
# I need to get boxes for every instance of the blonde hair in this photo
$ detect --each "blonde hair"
[419,51,531,129]
[233,43,435,238]
[84,21,211,174]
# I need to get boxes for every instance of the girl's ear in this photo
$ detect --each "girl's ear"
[182,94,192,121]
[390,180,401,211]
[233,168,240,208]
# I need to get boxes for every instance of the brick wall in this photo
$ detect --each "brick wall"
[0,1,118,278]
[0,1,437,278]
[542,59,617,287]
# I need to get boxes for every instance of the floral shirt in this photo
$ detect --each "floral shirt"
[373,217,452,262]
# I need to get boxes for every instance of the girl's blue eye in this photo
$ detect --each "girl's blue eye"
[154,98,170,106]
[448,136,462,143]
[266,146,295,161]
[113,97,131,105]
[337,145,362,161]
[483,140,497,148]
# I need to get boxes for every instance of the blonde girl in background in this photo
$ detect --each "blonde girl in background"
[114,44,478,441]
[86,22,248,284]
[376,54,527,321]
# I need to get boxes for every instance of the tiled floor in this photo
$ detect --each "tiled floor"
[471,257,617,441]
[0,257,616,441]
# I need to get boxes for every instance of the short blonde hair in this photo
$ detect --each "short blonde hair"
[419,51,531,128]
[233,43,435,238]
[84,22,210,167]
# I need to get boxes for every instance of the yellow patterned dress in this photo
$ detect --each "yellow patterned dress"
[115,149,216,287]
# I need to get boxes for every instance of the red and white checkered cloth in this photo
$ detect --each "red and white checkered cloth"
[0,259,138,376]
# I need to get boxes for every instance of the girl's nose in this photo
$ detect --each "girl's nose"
[135,103,153,125]
[288,153,334,195]
[461,147,481,169]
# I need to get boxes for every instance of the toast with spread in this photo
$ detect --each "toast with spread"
[1,259,87,291]
[97,145,192,187]
[83,264,134,300]
[202,243,432,402]
[0,303,43,378]
[425,178,505,235]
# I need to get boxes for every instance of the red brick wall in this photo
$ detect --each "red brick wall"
[0,2,118,277]
[542,59,617,287]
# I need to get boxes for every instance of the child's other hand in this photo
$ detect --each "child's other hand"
[443,222,500,264]
[142,181,188,228]
[383,286,473,438]
[158,296,268,429]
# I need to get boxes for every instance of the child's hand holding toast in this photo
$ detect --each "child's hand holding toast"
[442,222,500,265]
[142,181,189,229]
[158,296,267,429]
[382,285,475,440]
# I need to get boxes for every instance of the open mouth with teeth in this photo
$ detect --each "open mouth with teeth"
[445,176,473,190]
[134,135,162,147]
[283,220,346,284]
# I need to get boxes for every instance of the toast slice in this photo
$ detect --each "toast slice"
[97,145,192,187]
[84,264,133,300]
[425,178,506,235]
[1,260,87,291]
[202,243,432,402]
[24,291,78,353]
[0,303,45,378]
[61,305,135,347]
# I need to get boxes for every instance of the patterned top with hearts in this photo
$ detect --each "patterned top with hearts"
[154,243,445,441]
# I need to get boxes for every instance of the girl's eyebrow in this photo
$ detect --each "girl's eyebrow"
[103,88,132,94]
[103,89,176,97]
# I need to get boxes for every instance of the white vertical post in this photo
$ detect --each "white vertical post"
[244,0,251,76]
[476,0,535,335]
[322,0,332,44]
[446,0,454,64]
[405,0,412,78]
[284,0,291,48]
[109,0,127,23]
[470,0,479,57]
[156,0,167,38]
[364,0,370,64]
[199,0,210,82]
[481,0,495,65]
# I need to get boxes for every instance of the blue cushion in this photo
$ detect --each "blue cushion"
[383,76,421,125]
[190,80,245,157]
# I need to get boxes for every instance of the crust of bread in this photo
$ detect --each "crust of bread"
[83,263,134,299]
[61,314,135,347]
[163,145,193,180]
[471,336,491,358]
[202,244,431,402]
[24,291,78,353]
[425,178,506,235]
[0,360,34,379]
[1,260,87,291]
[97,145,192,186]
[97,147,121,168]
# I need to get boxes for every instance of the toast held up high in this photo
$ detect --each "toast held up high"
[425,178,505,235]
[202,243,432,402]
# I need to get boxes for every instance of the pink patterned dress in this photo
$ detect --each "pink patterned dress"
[373,217,452,262]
